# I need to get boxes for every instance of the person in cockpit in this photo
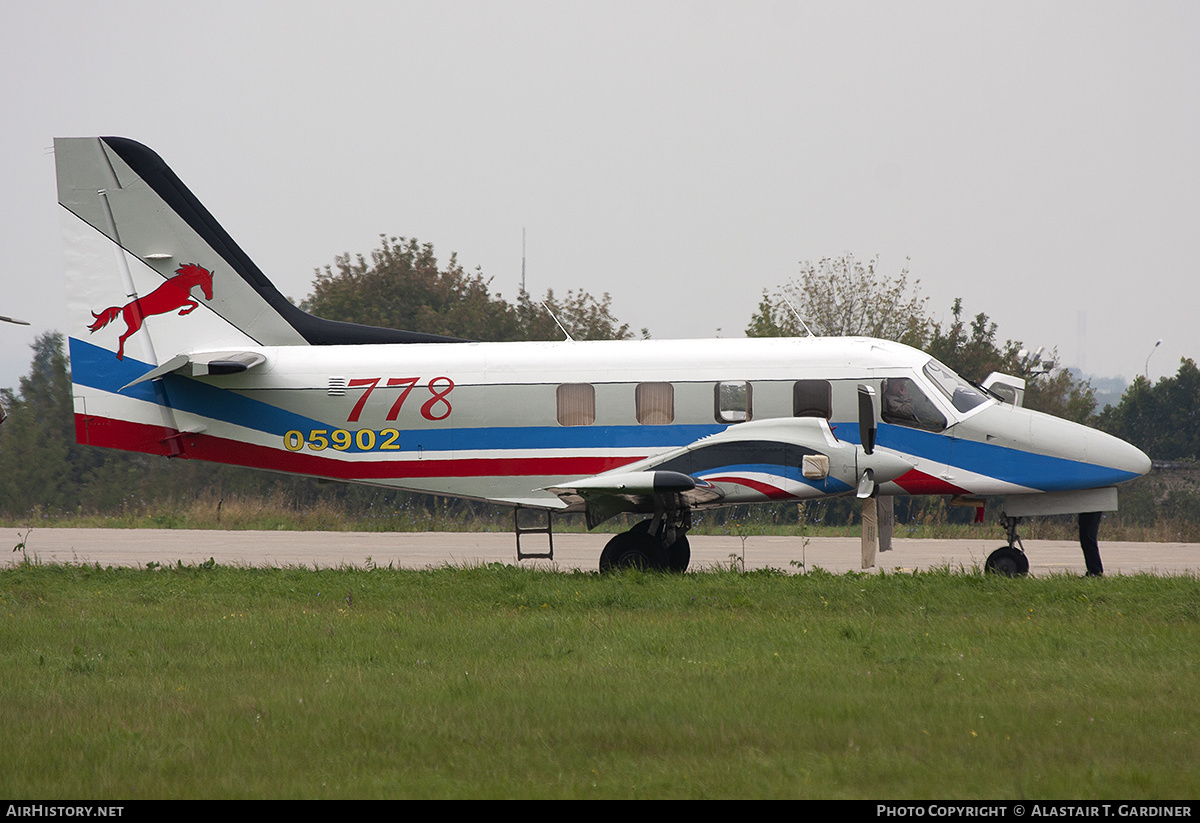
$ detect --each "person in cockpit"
[881,378,918,425]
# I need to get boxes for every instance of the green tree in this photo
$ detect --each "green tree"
[746,254,930,346]
[516,287,632,341]
[926,298,1010,380]
[304,235,633,342]
[927,299,1097,424]
[0,332,91,514]
[748,259,1096,424]
[303,236,523,340]
[1099,358,1200,460]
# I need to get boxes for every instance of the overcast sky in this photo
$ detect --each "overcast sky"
[2,1,1197,394]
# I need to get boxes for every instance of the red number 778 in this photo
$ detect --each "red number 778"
[346,376,451,423]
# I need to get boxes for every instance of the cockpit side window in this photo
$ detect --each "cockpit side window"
[880,377,947,432]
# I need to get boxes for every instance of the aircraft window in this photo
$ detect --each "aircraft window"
[715,381,752,423]
[989,383,1019,405]
[922,360,989,413]
[556,383,595,426]
[636,382,674,425]
[792,380,832,419]
[880,377,947,432]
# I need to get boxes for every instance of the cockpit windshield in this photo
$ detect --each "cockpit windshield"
[922,359,990,414]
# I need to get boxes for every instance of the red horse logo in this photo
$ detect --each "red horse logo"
[88,263,215,360]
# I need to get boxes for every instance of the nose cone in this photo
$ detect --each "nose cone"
[1092,428,1151,480]
[1026,411,1151,488]
[960,405,1152,492]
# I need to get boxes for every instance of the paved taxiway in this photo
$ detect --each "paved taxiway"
[4,529,1198,576]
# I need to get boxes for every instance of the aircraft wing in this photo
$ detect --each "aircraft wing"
[545,416,914,529]
[546,470,725,529]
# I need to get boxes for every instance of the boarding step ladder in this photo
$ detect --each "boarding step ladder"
[514,507,554,561]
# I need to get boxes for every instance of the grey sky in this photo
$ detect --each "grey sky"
[2,1,1197,394]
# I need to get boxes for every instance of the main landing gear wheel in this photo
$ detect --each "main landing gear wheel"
[599,529,667,572]
[599,518,692,573]
[666,534,690,573]
[631,518,691,573]
[985,545,1030,577]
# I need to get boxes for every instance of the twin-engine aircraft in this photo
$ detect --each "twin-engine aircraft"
[55,137,1151,573]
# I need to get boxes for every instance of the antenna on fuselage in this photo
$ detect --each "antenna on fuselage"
[541,301,574,342]
[781,296,815,337]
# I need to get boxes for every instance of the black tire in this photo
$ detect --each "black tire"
[985,546,1030,577]
[666,534,690,573]
[630,519,654,536]
[630,519,690,572]
[599,529,668,572]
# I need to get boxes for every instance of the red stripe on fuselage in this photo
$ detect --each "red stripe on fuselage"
[704,475,794,499]
[75,414,639,479]
[76,413,176,456]
[891,469,969,496]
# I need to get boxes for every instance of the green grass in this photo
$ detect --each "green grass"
[1,561,1197,798]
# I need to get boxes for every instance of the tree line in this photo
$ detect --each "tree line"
[1,244,1194,526]
[747,255,1103,425]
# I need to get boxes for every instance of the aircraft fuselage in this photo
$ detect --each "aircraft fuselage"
[70,333,1150,512]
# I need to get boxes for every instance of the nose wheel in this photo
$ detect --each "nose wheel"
[985,516,1030,577]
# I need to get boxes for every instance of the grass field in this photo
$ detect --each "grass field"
[1,560,1197,799]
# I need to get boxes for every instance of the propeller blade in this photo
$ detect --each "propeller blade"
[861,496,879,569]
[857,384,876,455]
[878,495,894,553]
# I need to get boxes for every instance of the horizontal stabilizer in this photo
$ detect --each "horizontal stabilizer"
[118,350,268,392]
[119,354,191,391]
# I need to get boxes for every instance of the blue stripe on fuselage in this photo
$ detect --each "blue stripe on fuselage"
[68,338,1141,487]
[68,337,723,453]
[848,421,1140,492]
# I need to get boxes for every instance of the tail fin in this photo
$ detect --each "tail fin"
[56,137,463,355]
[56,136,463,457]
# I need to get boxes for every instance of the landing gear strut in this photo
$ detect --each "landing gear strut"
[985,516,1030,577]
[599,511,691,573]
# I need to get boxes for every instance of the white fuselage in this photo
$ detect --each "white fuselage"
[70,334,1151,510]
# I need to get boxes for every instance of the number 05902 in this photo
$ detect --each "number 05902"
[283,428,403,452]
